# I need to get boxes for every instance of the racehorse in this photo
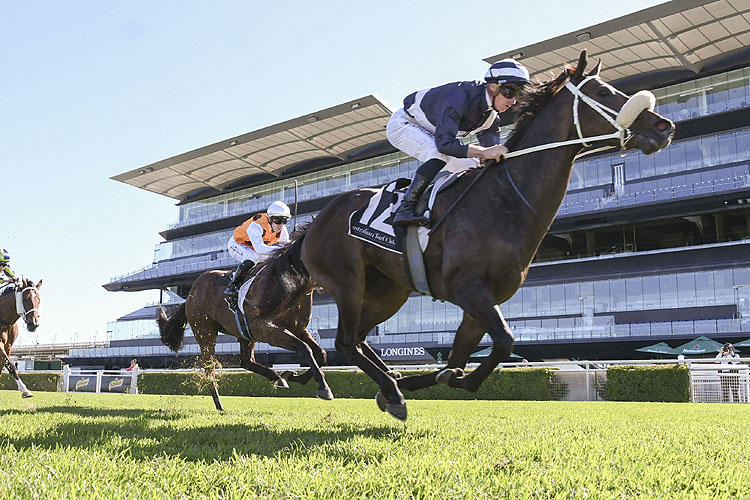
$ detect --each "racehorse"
[273,51,674,420]
[0,278,42,398]
[157,230,332,411]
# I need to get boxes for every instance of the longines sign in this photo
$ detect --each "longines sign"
[378,345,433,361]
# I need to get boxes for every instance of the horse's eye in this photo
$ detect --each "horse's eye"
[597,88,612,98]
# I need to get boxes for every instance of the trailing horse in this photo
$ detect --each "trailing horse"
[0,278,42,398]
[157,229,332,411]
[290,51,674,420]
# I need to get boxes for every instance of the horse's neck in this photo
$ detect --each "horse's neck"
[0,290,18,324]
[504,103,580,222]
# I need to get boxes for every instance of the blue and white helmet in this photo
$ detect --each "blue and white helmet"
[0,248,9,263]
[484,59,530,86]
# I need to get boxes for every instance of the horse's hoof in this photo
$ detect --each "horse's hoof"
[387,370,403,380]
[435,368,453,386]
[317,388,334,400]
[22,392,34,399]
[386,403,407,421]
[375,391,387,412]
[274,378,289,389]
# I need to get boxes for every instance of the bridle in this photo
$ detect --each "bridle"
[504,74,655,160]
[16,283,40,325]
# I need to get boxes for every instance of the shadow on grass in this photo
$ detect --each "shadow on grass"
[0,405,430,462]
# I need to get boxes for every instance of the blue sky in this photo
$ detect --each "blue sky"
[1,0,664,344]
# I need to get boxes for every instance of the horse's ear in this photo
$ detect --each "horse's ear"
[36,279,42,289]
[589,59,602,77]
[571,50,588,83]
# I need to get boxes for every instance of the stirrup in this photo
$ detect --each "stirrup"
[392,209,429,227]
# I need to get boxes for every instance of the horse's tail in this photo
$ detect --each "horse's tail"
[156,303,187,352]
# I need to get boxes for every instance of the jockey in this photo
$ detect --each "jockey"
[0,248,18,286]
[386,59,531,226]
[224,201,292,301]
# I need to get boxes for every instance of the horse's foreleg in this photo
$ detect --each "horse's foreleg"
[284,331,327,386]
[397,312,483,392]
[0,342,33,398]
[451,292,514,393]
[286,331,333,400]
[238,339,289,389]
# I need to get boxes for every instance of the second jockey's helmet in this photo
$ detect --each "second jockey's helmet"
[484,59,530,86]
[0,249,10,263]
[267,201,292,219]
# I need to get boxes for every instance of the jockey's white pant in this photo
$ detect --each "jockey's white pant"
[227,240,259,264]
[386,108,480,173]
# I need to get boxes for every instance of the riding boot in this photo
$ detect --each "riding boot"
[224,260,255,302]
[392,172,433,227]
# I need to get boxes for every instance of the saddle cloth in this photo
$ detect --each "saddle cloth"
[237,274,257,315]
[348,167,475,253]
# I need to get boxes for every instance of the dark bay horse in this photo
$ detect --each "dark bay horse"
[0,278,42,398]
[157,231,332,411]
[273,51,674,420]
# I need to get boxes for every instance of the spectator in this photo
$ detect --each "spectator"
[715,343,740,402]
[126,359,138,372]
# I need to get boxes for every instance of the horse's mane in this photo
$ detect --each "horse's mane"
[255,224,313,311]
[0,286,14,296]
[504,67,573,152]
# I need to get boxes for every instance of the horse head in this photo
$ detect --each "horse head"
[563,50,674,155]
[17,278,42,332]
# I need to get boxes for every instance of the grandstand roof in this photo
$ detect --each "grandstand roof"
[112,95,394,201]
[485,0,750,91]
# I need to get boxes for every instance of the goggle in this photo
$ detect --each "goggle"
[270,216,289,225]
[498,85,520,100]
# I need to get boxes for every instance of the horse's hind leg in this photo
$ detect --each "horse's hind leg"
[338,272,411,420]
[238,339,289,389]
[192,319,224,411]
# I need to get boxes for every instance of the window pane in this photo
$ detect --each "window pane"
[660,275,678,309]
[695,272,715,306]
[610,279,626,311]
[643,276,660,308]
[626,277,643,311]
[677,273,697,308]
[594,280,610,312]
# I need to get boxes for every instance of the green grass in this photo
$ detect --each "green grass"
[0,391,748,499]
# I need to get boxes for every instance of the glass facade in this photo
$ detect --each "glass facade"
[652,67,750,123]
[309,260,750,337]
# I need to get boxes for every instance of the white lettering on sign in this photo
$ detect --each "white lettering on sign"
[379,347,426,357]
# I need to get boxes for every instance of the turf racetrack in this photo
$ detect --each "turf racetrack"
[0,391,747,499]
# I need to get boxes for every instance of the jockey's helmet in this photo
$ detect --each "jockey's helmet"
[0,249,9,263]
[267,201,292,219]
[484,59,530,86]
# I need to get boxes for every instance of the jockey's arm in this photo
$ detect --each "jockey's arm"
[467,143,508,162]
[247,223,282,256]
